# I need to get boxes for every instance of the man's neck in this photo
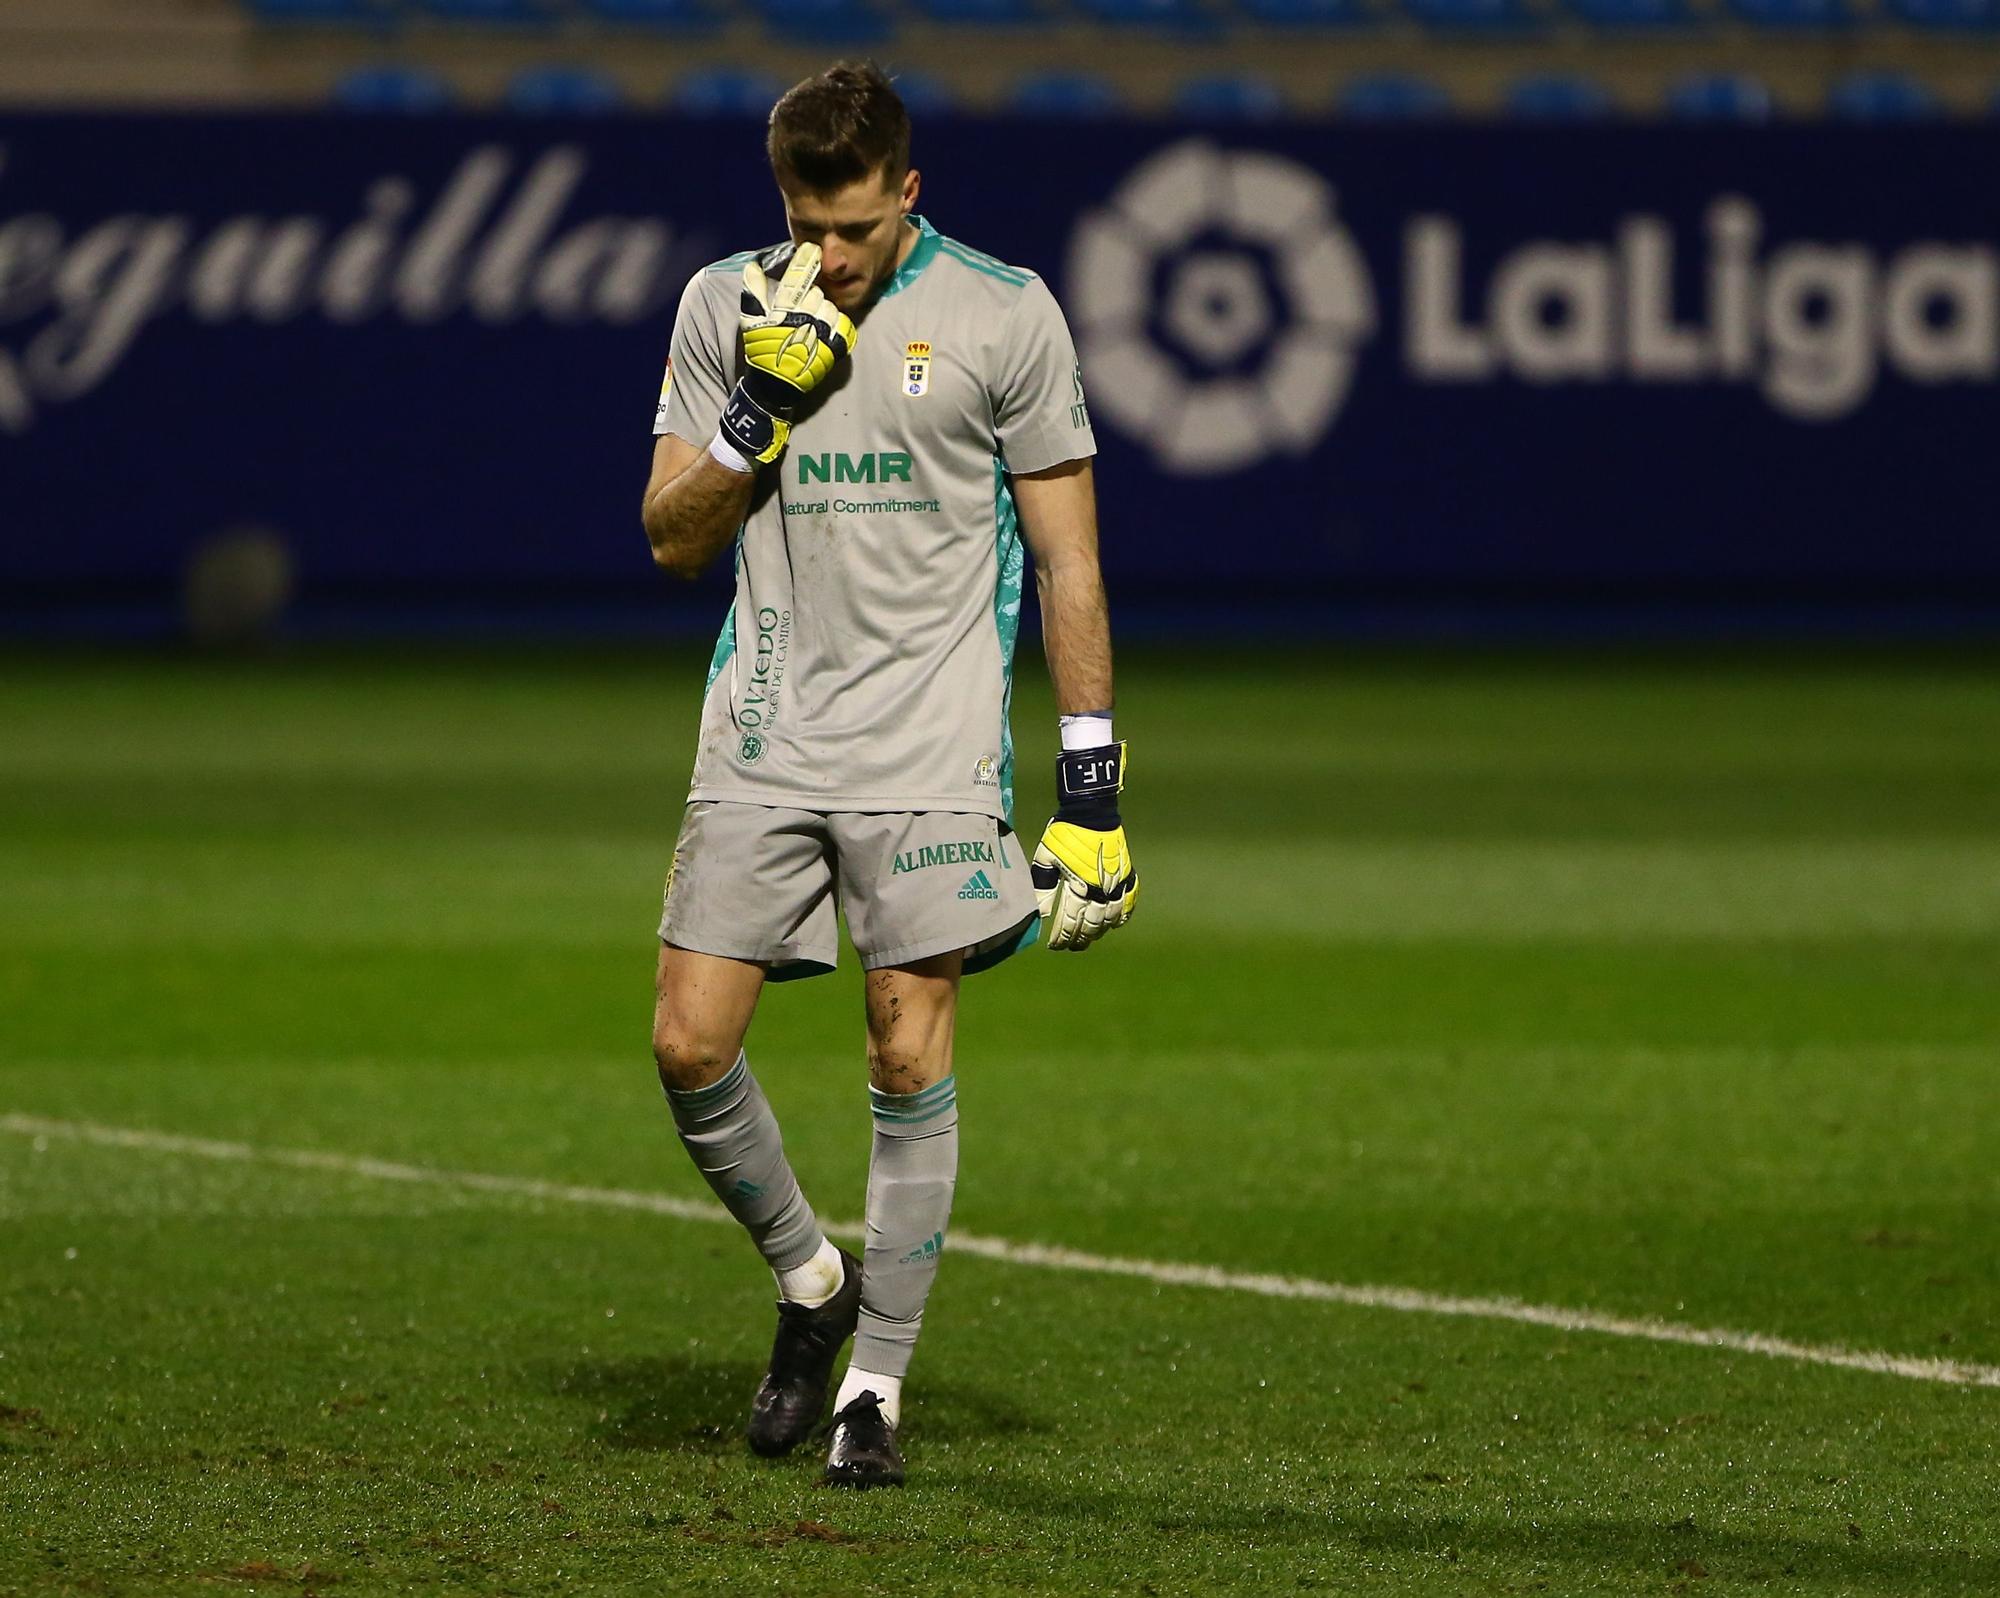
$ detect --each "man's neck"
[865,216,920,307]
[891,214,920,273]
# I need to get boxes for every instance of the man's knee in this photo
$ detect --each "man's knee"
[653,1013,741,1092]
[862,962,959,1095]
[652,945,764,1092]
[867,1043,947,1096]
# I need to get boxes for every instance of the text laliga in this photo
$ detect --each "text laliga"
[1406,197,1998,421]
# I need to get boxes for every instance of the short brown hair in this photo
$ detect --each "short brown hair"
[767,61,911,193]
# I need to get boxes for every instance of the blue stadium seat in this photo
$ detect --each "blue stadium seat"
[1334,73,1452,118]
[246,0,401,23]
[1886,0,1999,25]
[1562,0,1697,25]
[887,70,958,112]
[333,63,456,109]
[1236,0,1374,18]
[1827,71,1942,119]
[506,64,625,112]
[417,0,559,20]
[582,0,721,25]
[1007,71,1124,116]
[1505,73,1617,119]
[910,0,1048,21]
[1074,0,1218,26]
[669,67,787,115]
[755,0,895,42]
[1173,73,1286,119]
[1665,72,1775,120]
[1725,0,1852,26]
[1403,0,1540,28]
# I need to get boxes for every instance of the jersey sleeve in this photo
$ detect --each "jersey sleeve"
[992,276,1097,475]
[653,270,732,442]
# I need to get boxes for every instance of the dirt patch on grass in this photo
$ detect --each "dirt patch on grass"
[207,1559,344,1594]
[676,1515,891,1552]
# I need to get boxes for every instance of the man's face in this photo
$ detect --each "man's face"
[779,167,921,314]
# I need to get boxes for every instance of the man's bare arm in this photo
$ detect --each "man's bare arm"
[1015,455,1134,952]
[1011,457,1113,714]
[641,434,756,581]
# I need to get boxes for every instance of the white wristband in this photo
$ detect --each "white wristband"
[707,430,754,476]
[1059,713,1114,751]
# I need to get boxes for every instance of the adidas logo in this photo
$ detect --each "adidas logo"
[957,869,999,901]
[898,1230,945,1266]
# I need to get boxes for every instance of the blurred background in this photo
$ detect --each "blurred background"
[3,16,1998,1589]
[3,0,1998,643]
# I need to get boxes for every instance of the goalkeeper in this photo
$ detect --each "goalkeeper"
[638,61,1133,1490]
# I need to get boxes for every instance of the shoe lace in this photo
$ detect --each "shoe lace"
[838,1392,886,1424]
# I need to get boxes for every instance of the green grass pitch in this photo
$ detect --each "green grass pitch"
[2,648,1996,1596]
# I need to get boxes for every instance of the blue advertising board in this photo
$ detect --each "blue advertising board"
[2,115,1996,636]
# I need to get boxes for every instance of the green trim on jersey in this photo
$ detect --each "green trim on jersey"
[702,248,760,276]
[878,216,943,300]
[937,237,1033,288]
[705,605,737,694]
[978,455,1041,976]
[992,456,1024,822]
[704,534,749,694]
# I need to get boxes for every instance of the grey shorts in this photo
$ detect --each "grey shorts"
[659,801,1040,981]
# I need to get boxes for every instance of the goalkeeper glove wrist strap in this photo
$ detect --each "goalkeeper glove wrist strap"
[707,430,754,476]
[719,378,791,467]
[1059,711,1115,751]
[1054,740,1125,829]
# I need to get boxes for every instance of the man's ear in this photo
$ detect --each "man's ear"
[901,168,921,214]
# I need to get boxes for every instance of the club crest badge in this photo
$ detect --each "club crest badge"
[903,341,932,398]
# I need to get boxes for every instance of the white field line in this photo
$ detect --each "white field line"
[6,1112,1998,1391]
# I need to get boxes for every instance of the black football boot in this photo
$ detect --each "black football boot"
[822,1391,905,1489]
[745,1246,862,1457]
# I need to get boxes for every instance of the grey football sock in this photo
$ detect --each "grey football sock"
[664,1053,825,1273]
[852,1075,959,1380]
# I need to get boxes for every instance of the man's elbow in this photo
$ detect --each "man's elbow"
[648,539,707,582]
[1034,553,1103,594]
[640,502,701,581]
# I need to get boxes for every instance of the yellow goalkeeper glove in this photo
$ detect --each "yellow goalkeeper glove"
[718,242,857,466]
[1032,740,1137,952]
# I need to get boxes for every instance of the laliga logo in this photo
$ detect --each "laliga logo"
[1066,141,1375,475]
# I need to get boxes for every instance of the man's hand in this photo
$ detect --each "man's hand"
[719,243,857,466]
[1032,742,1137,952]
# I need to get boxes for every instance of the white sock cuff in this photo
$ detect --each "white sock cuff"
[835,1365,903,1431]
[774,1234,844,1308]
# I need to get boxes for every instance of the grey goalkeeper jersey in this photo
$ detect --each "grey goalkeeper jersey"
[654,216,1095,824]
